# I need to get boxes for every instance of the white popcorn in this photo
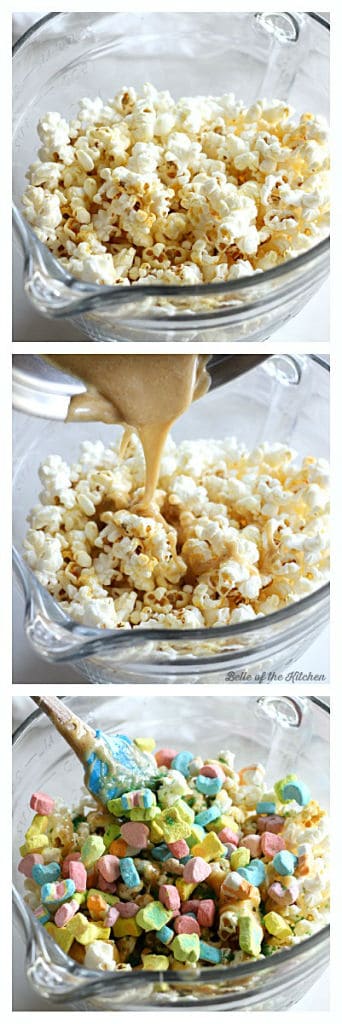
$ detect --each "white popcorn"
[23,434,329,630]
[37,111,71,159]
[22,86,329,286]
[24,531,64,587]
[240,764,265,786]
[83,941,117,972]
[22,186,62,242]
[157,770,192,807]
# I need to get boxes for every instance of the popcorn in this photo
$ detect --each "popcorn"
[22,85,329,286]
[23,434,329,631]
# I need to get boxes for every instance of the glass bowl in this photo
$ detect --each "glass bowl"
[12,694,330,1010]
[12,355,330,684]
[13,12,330,344]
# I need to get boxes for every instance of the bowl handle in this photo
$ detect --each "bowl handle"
[13,887,156,1004]
[253,12,309,98]
[13,205,100,319]
[13,547,155,664]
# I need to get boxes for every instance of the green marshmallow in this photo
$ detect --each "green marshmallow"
[107,797,124,816]
[136,901,173,932]
[103,822,121,847]
[238,915,263,957]
[73,891,87,906]
[87,888,119,907]
[171,934,200,964]
[81,835,105,868]
[129,805,161,822]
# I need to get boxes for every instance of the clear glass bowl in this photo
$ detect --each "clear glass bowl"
[12,695,330,1010]
[13,12,330,343]
[12,355,330,684]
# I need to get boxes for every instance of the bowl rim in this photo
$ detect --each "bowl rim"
[12,695,330,995]
[12,11,330,304]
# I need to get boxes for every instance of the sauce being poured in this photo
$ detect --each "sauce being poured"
[45,355,210,514]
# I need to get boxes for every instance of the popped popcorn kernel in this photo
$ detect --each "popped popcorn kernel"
[22,85,329,287]
[24,434,329,633]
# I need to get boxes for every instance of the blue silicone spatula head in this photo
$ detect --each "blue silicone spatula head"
[31,696,159,805]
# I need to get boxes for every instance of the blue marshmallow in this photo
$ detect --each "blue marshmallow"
[273,850,298,876]
[199,941,222,964]
[281,781,311,807]
[156,924,174,945]
[171,751,194,778]
[31,862,61,886]
[195,775,223,797]
[119,857,141,888]
[34,907,50,924]
[256,801,276,814]
[41,878,75,906]
[195,804,221,827]
[238,859,266,887]
[151,844,172,862]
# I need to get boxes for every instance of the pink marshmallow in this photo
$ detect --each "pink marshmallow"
[18,853,44,878]
[240,834,261,858]
[97,854,121,883]
[97,874,117,894]
[155,748,178,768]
[116,901,139,918]
[268,879,299,906]
[30,791,55,815]
[56,882,68,898]
[62,852,81,878]
[167,839,189,859]
[105,905,120,927]
[120,822,150,850]
[181,900,201,915]
[183,857,211,884]
[197,899,216,927]
[68,860,87,892]
[218,827,239,846]
[174,915,200,936]
[260,831,286,859]
[257,815,284,834]
[54,899,79,927]
[159,884,181,911]
[201,764,225,781]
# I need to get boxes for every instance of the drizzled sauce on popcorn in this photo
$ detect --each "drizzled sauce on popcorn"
[45,354,210,514]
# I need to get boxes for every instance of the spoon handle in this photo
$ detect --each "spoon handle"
[31,695,95,765]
